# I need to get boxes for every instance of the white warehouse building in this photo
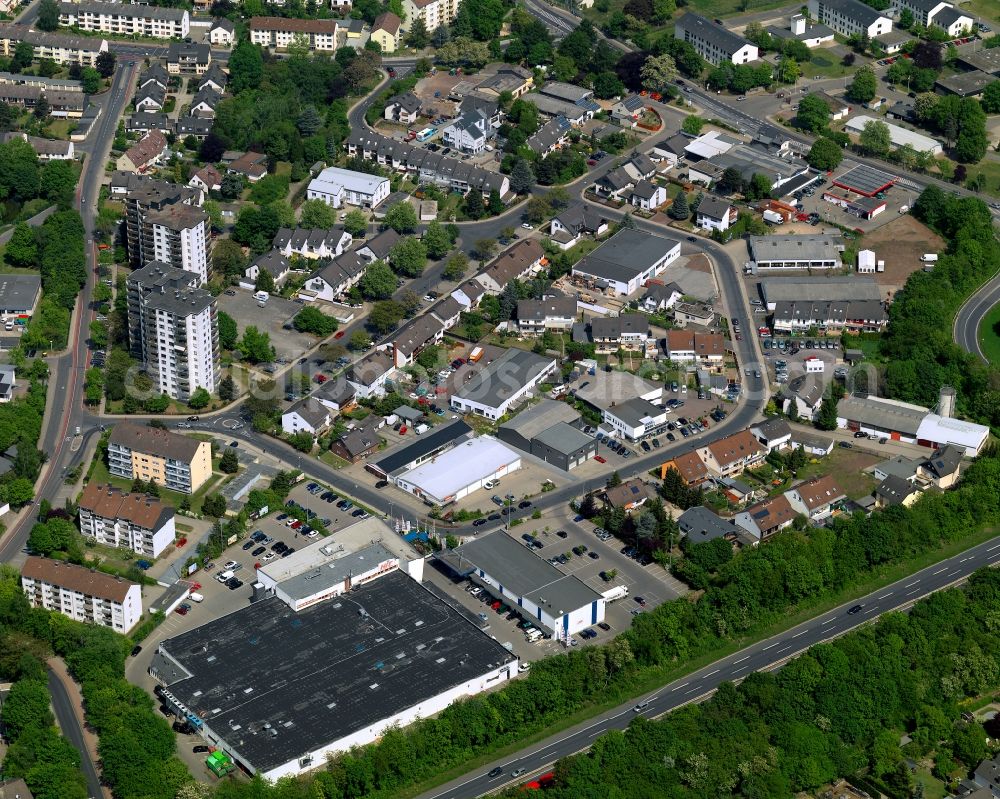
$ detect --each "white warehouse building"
[572,228,682,297]
[450,348,558,420]
[393,436,522,506]
[306,166,391,209]
[440,532,606,641]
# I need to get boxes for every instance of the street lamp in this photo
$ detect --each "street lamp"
[505,494,515,530]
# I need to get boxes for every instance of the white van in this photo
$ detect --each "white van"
[920,253,938,263]
[189,592,204,603]
[525,628,543,643]
[216,570,235,583]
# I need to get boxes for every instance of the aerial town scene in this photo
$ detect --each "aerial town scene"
[0,0,997,796]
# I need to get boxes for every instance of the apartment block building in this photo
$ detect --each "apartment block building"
[147,203,210,284]
[123,178,204,271]
[108,421,212,494]
[0,25,108,65]
[673,13,759,65]
[125,262,220,402]
[249,17,338,51]
[58,2,190,39]
[21,556,142,632]
[403,0,460,33]
[806,0,892,38]
[78,482,176,558]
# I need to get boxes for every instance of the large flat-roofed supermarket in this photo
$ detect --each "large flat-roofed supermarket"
[150,526,517,780]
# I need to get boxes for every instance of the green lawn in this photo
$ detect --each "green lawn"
[88,458,226,513]
[978,301,1000,365]
[806,51,854,79]
[959,0,1000,25]
[965,157,1000,200]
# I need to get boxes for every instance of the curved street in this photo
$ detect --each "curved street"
[953,270,1000,363]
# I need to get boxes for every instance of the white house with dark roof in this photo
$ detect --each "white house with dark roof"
[806,0,892,38]
[641,281,683,312]
[696,195,737,232]
[573,228,681,296]
[384,92,421,125]
[630,180,666,211]
[244,251,292,288]
[516,296,577,336]
[442,108,494,154]
[208,18,234,46]
[307,166,390,209]
[549,202,609,250]
[895,0,970,33]
[590,313,653,356]
[273,227,351,260]
[611,94,646,126]
[281,397,332,437]
[527,115,570,156]
[674,12,759,65]
[304,253,367,301]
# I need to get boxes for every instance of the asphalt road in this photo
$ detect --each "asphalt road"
[953,269,1000,363]
[48,667,104,799]
[418,534,1000,799]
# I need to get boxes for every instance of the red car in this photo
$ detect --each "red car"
[314,374,327,383]
[399,425,407,435]
[290,520,302,530]
[189,582,201,591]
[334,330,345,339]
[594,455,606,464]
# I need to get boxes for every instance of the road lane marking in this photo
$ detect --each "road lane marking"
[933,568,947,575]
[792,630,806,637]
[988,544,1000,552]
[961,557,973,562]
[763,642,778,651]
[878,594,891,600]
[673,682,688,690]
[704,669,719,677]
[822,617,835,625]
[733,656,749,664]
[905,581,918,588]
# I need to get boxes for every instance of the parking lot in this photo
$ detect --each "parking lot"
[761,338,844,385]
[215,288,314,360]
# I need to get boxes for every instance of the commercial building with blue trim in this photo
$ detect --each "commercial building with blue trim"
[438,531,605,641]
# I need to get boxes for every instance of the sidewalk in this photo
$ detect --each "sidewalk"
[48,656,113,799]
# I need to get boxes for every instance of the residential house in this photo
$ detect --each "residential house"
[0,26,109,67]
[630,180,666,211]
[273,227,352,260]
[785,474,846,520]
[604,479,656,511]
[660,449,711,485]
[357,228,401,263]
[78,481,175,558]
[135,82,166,112]
[750,417,793,451]
[0,365,14,402]
[138,64,168,90]
[442,108,494,154]
[696,429,766,479]
[611,94,645,126]
[304,253,367,301]
[116,129,167,174]
[227,151,268,183]
[477,239,545,293]
[674,302,715,328]
[896,0,970,35]
[594,166,634,200]
[527,115,571,156]
[189,86,221,118]
[734,493,797,539]
[874,475,921,508]
[107,421,211,494]
[590,313,653,356]
[126,112,171,135]
[166,40,210,74]
[916,444,963,489]
[516,296,576,336]
[208,18,235,46]
[347,351,395,398]
[664,330,726,365]
[766,13,835,47]
[175,116,213,140]
[641,281,683,312]
[430,296,463,330]
[21,557,142,632]
[0,132,73,161]
[383,92,421,125]
[403,0,460,35]
[674,12,759,65]
[188,164,222,193]
[387,313,446,368]
[57,1,190,39]
[696,195,738,231]
[476,65,533,99]
[812,90,850,120]
[197,63,228,94]
[331,417,383,462]
[805,0,892,38]
[678,506,753,545]
[369,11,401,51]
[651,133,690,168]
[244,251,291,288]
[548,202,609,250]
[783,376,824,421]
[281,397,332,437]
[249,16,338,52]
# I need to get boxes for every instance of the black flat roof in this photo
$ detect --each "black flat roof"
[832,164,897,197]
[154,571,515,774]
[372,420,472,477]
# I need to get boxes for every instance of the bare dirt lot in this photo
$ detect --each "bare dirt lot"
[861,214,946,298]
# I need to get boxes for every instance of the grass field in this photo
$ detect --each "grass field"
[806,51,853,79]
[965,157,1000,200]
[978,302,1000,365]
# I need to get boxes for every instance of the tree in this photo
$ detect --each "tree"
[510,158,535,194]
[369,300,405,334]
[859,119,892,156]
[899,7,914,27]
[913,40,943,70]
[218,311,238,350]
[407,17,429,48]
[80,68,100,95]
[11,42,33,73]
[806,137,843,170]
[219,375,236,402]
[95,50,116,79]
[184,387,210,410]
[254,268,275,294]
[299,199,336,229]
[2,680,53,737]
[201,493,227,517]
[239,326,275,363]
[296,104,323,137]
[432,24,450,47]
[847,65,877,103]
[384,201,417,233]
[443,251,469,281]
[349,330,372,351]
[389,238,427,277]
[36,0,59,31]
[5,223,36,269]
[293,306,338,337]
[343,209,368,237]
[229,39,263,93]
[593,71,625,99]
[212,239,246,281]
[776,55,800,84]
[796,94,832,133]
[422,221,451,260]
[641,53,677,93]
[220,173,245,200]
[982,81,1000,114]
[219,448,239,474]
[668,192,689,220]
[815,395,839,430]
[524,196,551,224]
[473,238,497,260]
[681,115,704,135]
[464,190,485,220]
[359,260,396,300]
[416,344,440,370]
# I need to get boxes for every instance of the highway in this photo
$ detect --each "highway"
[418,534,1000,799]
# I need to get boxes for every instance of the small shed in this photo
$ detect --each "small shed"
[393,405,424,424]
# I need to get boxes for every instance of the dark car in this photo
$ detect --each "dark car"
[172,720,192,733]
[252,546,266,557]
[242,540,255,551]
[556,530,568,538]
[588,551,600,560]
[226,578,243,590]
[838,441,853,449]
[488,513,501,521]
[272,541,288,553]
[130,644,142,656]
[352,508,366,517]
[276,513,288,521]
[375,480,389,489]
[652,438,661,448]
[193,745,211,753]
[518,500,532,510]
[641,441,651,452]
[488,768,503,780]
[282,548,296,558]
[634,596,647,607]
[848,604,864,614]
[473,518,488,526]
[597,622,612,631]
